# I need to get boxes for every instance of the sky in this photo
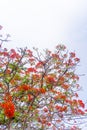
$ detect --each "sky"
[0,0,87,128]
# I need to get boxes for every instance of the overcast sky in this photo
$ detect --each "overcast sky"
[0,0,87,101]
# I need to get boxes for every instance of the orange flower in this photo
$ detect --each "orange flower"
[2,101,15,118]
[54,93,66,101]
[62,106,67,112]
[60,94,66,100]
[29,106,33,110]
[45,75,56,84]
[18,84,30,91]
[32,74,41,82]
[39,88,46,94]
[62,84,69,90]
[58,76,65,85]
[72,99,78,107]
[55,105,67,112]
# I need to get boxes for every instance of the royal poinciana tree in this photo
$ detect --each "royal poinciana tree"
[0,26,87,130]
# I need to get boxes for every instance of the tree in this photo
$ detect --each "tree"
[0,26,87,130]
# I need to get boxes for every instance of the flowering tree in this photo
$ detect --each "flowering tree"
[0,26,87,130]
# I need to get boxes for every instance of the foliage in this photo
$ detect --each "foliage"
[0,26,86,130]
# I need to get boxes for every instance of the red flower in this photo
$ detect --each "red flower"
[55,105,67,112]
[27,49,33,57]
[78,100,85,108]
[2,101,15,118]
[18,84,30,91]
[45,75,56,84]
[26,67,37,73]
[77,109,84,115]
[70,52,75,58]
[47,122,51,126]
[36,62,44,68]
[0,82,3,87]
[74,58,80,62]
[28,94,33,101]
[43,107,48,112]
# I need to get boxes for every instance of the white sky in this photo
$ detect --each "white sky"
[0,0,87,48]
[0,0,87,107]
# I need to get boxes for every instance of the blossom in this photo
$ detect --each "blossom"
[70,52,75,58]
[62,84,69,90]
[74,57,80,62]
[18,84,30,91]
[78,100,85,108]
[45,75,56,84]
[39,88,46,94]
[43,107,48,112]
[28,94,33,101]
[26,67,37,73]
[1,101,15,118]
